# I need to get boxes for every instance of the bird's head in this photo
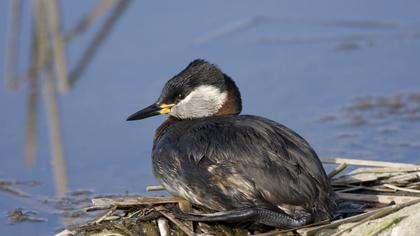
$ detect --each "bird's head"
[127,59,242,121]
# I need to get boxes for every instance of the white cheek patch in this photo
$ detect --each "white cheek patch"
[170,85,227,119]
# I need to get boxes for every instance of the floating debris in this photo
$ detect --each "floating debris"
[350,92,420,125]
[0,178,36,198]
[8,208,47,224]
[319,91,420,126]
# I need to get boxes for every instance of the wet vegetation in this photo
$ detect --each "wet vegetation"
[320,91,420,126]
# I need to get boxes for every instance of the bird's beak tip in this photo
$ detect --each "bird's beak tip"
[126,116,135,121]
[126,103,162,121]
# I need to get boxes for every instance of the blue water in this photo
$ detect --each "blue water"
[1,1,420,235]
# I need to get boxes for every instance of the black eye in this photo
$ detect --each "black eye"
[175,93,184,102]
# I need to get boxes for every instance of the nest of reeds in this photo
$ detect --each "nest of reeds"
[57,158,420,236]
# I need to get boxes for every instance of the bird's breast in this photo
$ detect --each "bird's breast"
[153,117,180,143]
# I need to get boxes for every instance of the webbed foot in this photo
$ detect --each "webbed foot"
[171,206,312,228]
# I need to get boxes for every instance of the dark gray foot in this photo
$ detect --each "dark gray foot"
[171,206,312,229]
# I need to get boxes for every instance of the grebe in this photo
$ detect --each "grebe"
[127,59,336,228]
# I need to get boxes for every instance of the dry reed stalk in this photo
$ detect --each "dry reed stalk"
[335,185,363,193]
[331,172,398,185]
[33,0,50,68]
[54,229,76,236]
[92,205,118,224]
[381,171,420,184]
[154,206,195,236]
[36,0,69,196]
[19,1,114,84]
[146,185,165,191]
[43,0,70,92]
[24,71,38,167]
[17,0,128,89]
[24,26,40,167]
[69,0,131,86]
[406,181,420,189]
[321,157,419,168]
[383,184,420,194]
[4,0,22,90]
[337,192,420,204]
[92,196,186,208]
[157,217,170,236]
[328,163,348,179]
[359,186,397,193]
[64,0,116,42]
[349,166,420,174]
[44,64,69,197]
[24,0,49,167]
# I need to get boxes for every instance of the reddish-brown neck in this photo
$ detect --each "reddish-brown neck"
[216,88,242,116]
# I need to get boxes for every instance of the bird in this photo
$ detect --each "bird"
[127,59,336,228]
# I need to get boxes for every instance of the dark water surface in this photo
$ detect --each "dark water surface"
[1,1,420,235]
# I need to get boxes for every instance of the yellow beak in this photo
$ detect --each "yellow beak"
[159,104,175,114]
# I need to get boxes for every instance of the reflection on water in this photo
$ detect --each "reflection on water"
[1,0,420,235]
[2,0,130,231]
[193,15,420,46]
